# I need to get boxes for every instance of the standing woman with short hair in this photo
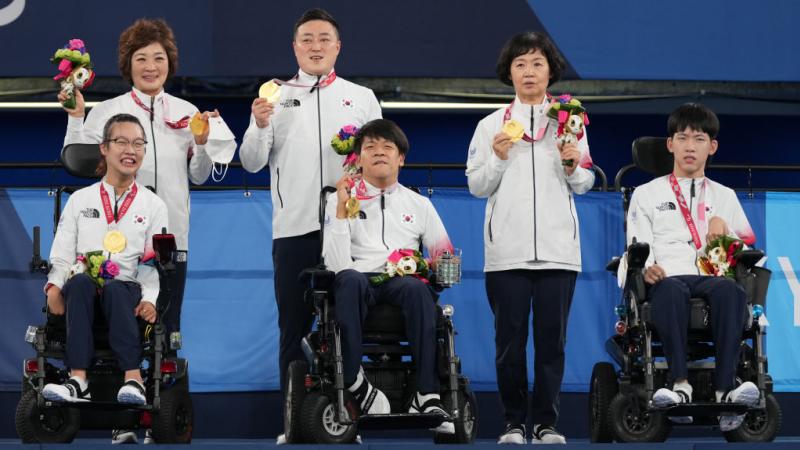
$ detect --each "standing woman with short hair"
[466,31,595,445]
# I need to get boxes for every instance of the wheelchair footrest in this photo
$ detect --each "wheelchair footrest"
[654,401,754,417]
[43,398,153,412]
[357,412,449,430]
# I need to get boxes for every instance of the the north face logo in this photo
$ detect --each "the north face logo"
[656,201,677,212]
[281,99,301,108]
[80,208,100,218]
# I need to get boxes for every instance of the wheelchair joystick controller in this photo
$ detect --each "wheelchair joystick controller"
[29,226,50,274]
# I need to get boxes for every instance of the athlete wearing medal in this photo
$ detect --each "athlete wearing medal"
[627,103,759,431]
[238,9,381,435]
[43,114,168,408]
[465,32,594,445]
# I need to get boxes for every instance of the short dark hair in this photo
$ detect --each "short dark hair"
[668,103,720,139]
[354,119,409,156]
[97,114,147,176]
[118,18,179,83]
[496,31,566,87]
[293,8,340,39]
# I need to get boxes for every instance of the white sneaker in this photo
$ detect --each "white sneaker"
[348,367,390,415]
[653,386,693,424]
[42,377,91,403]
[111,429,138,444]
[531,424,566,444]
[276,433,287,445]
[497,423,526,444]
[117,379,146,405]
[408,392,454,434]
[719,381,759,432]
[143,429,154,444]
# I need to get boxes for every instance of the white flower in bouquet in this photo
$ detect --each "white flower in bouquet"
[385,261,397,277]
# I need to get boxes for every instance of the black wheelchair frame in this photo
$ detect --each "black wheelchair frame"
[588,137,782,443]
[14,143,193,444]
[282,187,477,444]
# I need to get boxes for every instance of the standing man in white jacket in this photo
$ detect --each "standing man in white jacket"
[466,32,594,445]
[238,8,382,437]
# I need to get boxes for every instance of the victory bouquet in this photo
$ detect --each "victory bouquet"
[331,124,360,176]
[545,94,588,166]
[369,249,430,286]
[51,39,94,109]
[68,251,119,287]
[696,236,745,278]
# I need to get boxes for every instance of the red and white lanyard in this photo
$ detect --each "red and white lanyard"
[668,174,707,249]
[130,91,190,130]
[273,70,337,89]
[100,183,138,225]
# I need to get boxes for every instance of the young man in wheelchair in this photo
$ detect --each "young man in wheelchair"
[41,113,168,405]
[626,103,759,431]
[322,119,455,434]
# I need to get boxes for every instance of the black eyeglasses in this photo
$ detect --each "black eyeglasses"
[107,137,147,151]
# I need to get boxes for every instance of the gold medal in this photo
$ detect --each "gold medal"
[189,112,209,136]
[103,230,127,254]
[345,197,360,219]
[502,119,525,143]
[258,81,282,104]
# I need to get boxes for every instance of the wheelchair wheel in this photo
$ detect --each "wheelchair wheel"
[433,387,478,444]
[151,383,193,443]
[608,391,669,442]
[300,392,358,444]
[589,362,618,443]
[284,360,308,444]
[723,393,781,442]
[15,389,80,443]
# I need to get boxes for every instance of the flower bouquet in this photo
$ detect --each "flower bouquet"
[331,125,360,175]
[69,250,120,287]
[369,249,430,286]
[51,39,94,110]
[545,94,588,166]
[696,236,745,278]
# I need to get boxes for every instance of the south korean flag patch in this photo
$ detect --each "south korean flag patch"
[341,98,355,108]
[401,213,415,224]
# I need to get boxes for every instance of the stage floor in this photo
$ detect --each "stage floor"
[2,437,800,448]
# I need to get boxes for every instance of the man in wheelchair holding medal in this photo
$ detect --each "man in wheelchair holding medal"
[42,113,168,405]
[322,119,458,434]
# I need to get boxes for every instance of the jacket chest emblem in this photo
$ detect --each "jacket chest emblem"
[400,213,415,224]
[341,99,355,108]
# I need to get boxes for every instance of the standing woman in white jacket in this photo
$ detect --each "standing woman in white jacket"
[466,32,595,445]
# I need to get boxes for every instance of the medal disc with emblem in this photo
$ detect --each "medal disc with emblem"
[345,197,360,219]
[103,230,127,254]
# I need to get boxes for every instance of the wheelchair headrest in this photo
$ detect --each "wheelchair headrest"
[61,143,102,179]
[632,137,673,177]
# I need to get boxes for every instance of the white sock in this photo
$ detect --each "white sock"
[416,392,440,403]
[70,376,88,392]
[673,381,693,399]
[347,368,365,392]
[715,390,725,402]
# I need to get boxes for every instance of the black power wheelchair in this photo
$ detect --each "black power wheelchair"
[281,187,477,444]
[589,137,781,443]
[14,144,193,444]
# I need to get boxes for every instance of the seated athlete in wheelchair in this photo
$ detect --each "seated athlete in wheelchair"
[15,113,192,444]
[590,103,780,443]
[285,119,476,444]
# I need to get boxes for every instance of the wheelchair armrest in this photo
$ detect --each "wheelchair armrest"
[299,266,336,290]
[737,249,764,270]
[626,241,650,270]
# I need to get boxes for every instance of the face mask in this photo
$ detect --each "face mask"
[205,116,237,181]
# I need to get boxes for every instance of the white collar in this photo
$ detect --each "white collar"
[297,68,334,85]
[101,178,136,198]
[132,86,165,104]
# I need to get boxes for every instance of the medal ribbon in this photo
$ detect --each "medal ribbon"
[273,70,337,89]
[668,174,707,250]
[130,91,190,129]
[100,183,138,225]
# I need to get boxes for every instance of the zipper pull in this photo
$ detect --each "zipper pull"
[691,179,696,198]
[380,192,385,210]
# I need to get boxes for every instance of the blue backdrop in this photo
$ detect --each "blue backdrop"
[2,0,799,80]
[4,187,798,393]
